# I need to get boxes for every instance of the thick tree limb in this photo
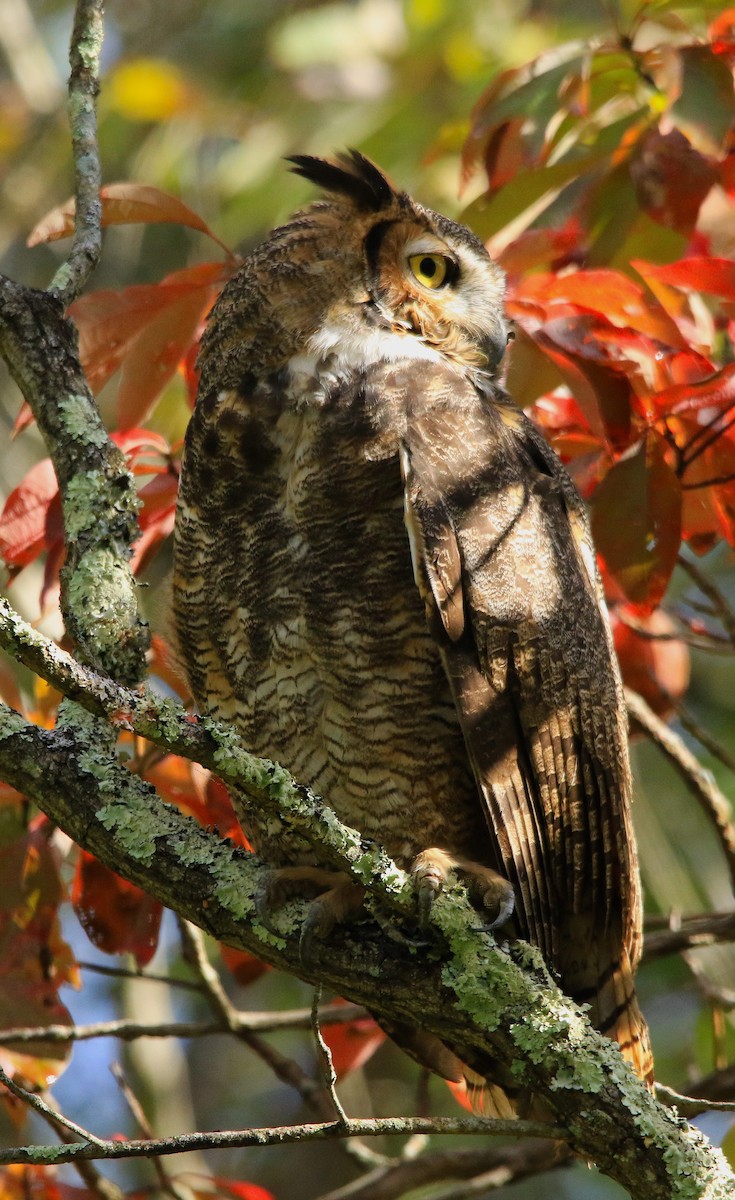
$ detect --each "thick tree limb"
[0,701,732,1198]
[0,281,148,683]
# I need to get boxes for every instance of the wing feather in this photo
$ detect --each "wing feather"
[400,376,636,981]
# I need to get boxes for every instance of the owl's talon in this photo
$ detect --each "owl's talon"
[411,847,514,930]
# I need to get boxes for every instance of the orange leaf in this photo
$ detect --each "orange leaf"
[590,434,682,612]
[0,821,76,1088]
[70,262,225,428]
[28,183,230,252]
[72,851,162,967]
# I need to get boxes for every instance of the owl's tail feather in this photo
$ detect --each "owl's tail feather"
[585,947,655,1088]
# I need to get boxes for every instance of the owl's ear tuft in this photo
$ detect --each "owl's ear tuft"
[286,149,397,212]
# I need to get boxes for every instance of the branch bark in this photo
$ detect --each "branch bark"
[0,700,732,1198]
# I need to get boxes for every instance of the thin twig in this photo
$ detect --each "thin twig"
[0,1116,568,1168]
[625,688,735,889]
[178,919,341,1121]
[677,706,735,776]
[311,985,349,1126]
[314,1140,569,1200]
[111,1063,187,1200]
[0,1005,369,1046]
[179,920,240,1030]
[33,1096,125,1200]
[77,960,205,990]
[644,911,735,961]
[656,1082,735,1117]
[49,0,104,302]
[0,1064,107,1148]
[677,554,735,649]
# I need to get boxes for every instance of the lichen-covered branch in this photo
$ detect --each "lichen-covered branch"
[0,701,732,1199]
[48,0,104,303]
[0,283,148,683]
[0,596,409,911]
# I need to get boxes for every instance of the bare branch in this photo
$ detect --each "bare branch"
[312,984,349,1126]
[677,554,735,649]
[0,1116,563,1168]
[30,1094,125,1200]
[49,0,104,303]
[677,706,735,776]
[0,1064,107,1148]
[625,687,735,889]
[644,911,735,962]
[0,1005,368,1046]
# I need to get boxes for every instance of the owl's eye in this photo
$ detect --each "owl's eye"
[408,253,453,290]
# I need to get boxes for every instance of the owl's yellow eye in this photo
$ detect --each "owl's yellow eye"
[408,253,452,290]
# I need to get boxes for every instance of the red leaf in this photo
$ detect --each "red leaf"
[518,269,686,347]
[649,362,735,421]
[0,822,76,1087]
[28,183,230,252]
[219,945,269,987]
[531,316,633,449]
[629,127,718,235]
[611,607,690,721]
[204,1178,275,1200]
[590,434,682,612]
[0,459,61,568]
[634,256,735,301]
[12,402,34,436]
[116,267,221,430]
[72,851,162,967]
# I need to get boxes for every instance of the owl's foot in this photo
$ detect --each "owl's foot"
[411,848,515,930]
[255,866,364,957]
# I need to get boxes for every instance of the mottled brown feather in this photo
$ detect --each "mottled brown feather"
[172,153,653,1097]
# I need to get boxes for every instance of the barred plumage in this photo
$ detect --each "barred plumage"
[172,150,653,1102]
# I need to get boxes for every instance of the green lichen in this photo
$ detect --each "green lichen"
[67,548,139,644]
[56,394,109,447]
[0,708,33,740]
[64,472,108,539]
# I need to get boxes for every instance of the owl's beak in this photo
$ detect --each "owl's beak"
[478,323,510,372]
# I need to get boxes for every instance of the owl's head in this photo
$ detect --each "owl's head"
[199,151,509,391]
[283,150,509,379]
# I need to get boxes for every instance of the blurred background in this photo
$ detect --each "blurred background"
[2,2,735,1198]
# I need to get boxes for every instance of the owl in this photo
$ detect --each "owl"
[172,150,653,1105]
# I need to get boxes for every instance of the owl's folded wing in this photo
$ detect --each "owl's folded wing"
[400,392,637,975]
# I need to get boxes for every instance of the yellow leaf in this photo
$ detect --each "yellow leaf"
[106,58,191,122]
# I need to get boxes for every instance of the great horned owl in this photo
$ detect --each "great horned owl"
[172,150,652,1100]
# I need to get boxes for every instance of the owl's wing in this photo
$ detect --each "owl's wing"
[400,385,638,981]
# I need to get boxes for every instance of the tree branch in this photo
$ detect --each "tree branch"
[625,687,735,889]
[0,1118,562,1168]
[0,283,148,683]
[48,0,104,303]
[0,701,732,1198]
[0,1003,368,1046]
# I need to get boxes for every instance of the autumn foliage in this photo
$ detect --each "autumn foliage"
[2,4,735,1182]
